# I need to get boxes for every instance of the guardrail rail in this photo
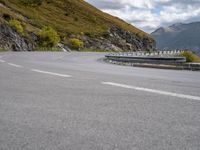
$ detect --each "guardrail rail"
[105,50,186,64]
[105,51,200,71]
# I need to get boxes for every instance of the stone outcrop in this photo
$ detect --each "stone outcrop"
[0,24,35,51]
[0,24,155,52]
[83,26,156,51]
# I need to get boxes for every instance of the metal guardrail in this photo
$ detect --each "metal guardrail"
[107,50,185,57]
[105,50,186,64]
[183,63,200,71]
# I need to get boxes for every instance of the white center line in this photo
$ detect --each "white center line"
[102,82,200,101]
[31,69,71,78]
[0,59,6,63]
[7,63,23,68]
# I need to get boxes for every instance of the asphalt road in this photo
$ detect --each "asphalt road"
[0,52,200,150]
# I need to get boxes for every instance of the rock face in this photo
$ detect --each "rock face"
[83,26,155,51]
[0,24,155,52]
[0,24,35,51]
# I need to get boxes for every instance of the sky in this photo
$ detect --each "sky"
[86,0,200,33]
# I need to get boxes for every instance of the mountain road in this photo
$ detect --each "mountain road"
[0,52,200,150]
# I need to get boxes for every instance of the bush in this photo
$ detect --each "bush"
[180,51,200,63]
[38,26,60,47]
[8,19,24,34]
[69,38,84,50]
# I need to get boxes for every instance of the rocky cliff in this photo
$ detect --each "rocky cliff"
[83,26,155,51]
[0,24,36,51]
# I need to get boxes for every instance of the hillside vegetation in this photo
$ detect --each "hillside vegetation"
[180,51,200,63]
[0,0,155,51]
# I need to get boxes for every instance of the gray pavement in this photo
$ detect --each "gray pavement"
[0,52,200,150]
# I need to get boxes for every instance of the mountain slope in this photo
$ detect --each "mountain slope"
[0,0,155,51]
[151,22,200,55]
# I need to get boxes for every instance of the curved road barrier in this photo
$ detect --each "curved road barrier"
[105,55,186,64]
[105,51,200,71]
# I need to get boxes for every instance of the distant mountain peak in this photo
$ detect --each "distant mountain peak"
[151,26,175,35]
[151,27,164,34]
[170,23,183,27]
[151,21,200,55]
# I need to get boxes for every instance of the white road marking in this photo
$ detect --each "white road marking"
[102,82,200,101]
[0,59,6,63]
[7,63,23,68]
[31,69,71,78]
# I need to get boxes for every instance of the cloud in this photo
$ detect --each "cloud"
[86,0,200,33]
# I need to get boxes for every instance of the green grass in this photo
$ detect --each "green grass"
[34,47,62,51]
[80,49,114,52]
[0,48,9,52]
[0,0,154,41]
[180,51,200,63]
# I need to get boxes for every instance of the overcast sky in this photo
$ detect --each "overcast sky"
[86,0,200,33]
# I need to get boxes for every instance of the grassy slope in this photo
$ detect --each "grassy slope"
[0,0,154,41]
